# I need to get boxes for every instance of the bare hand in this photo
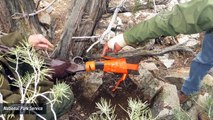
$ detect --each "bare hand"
[28,34,54,50]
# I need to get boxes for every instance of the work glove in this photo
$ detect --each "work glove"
[101,34,127,56]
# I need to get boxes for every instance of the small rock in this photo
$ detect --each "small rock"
[38,12,51,25]
[123,12,132,17]
[140,62,159,70]
[186,39,199,47]
[74,72,103,100]
[158,54,175,68]
[177,35,189,44]
[81,72,103,99]
[190,33,200,39]
[76,105,81,111]
[127,20,135,28]
[80,113,85,117]
[202,74,213,87]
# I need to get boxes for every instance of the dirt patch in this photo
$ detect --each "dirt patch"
[61,74,145,120]
[58,49,195,119]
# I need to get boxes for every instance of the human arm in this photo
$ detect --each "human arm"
[0,31,54,50]
[124,0,213,45]
[102,0,213,55]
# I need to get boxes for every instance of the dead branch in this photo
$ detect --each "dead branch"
[72,36,100,39]
[86,43,195,60]
[0,31,8,35]
[86,0,127,53]
[12,0,57,19]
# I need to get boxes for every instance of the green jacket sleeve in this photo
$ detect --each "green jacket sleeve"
[124,0,213,46]
[0,30,27,47]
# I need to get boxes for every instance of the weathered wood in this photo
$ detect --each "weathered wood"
[86,43,195,61]
[52,0,107,60]
[0,0,41,33]
[0,1,11,32]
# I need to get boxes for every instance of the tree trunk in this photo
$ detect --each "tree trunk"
[52,0,107,60]
[0,0,41,33]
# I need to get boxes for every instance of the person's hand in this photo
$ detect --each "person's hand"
[28,34,54,50]
[101,34,127,56]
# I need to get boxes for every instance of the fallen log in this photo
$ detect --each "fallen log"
[86,43,195,61]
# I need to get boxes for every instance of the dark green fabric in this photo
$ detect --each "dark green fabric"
[0,30,26,47]
[0,74,10,90]
[124,0,213,45]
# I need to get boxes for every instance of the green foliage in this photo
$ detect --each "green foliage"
[89,98,155,120]
[4,41,70,119]
[52,82,71,103]
[124,98,154,120]
[89,98,117,120]
[200,84,213,119]
[202,94,213,119]
[173,108,191,120]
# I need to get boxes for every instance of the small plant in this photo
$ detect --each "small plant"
[198,84,213,119]
[89,98,117,120]
[121,98,154,120]
[89,98,155,120]
[173,108,191,120]
[201,94,213,119]
[1,41,70,120]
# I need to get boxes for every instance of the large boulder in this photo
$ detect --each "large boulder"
[152,83,180,119]
[129,68,164,102]
[129,66,180,119]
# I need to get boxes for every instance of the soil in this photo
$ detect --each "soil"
[41,0,201,119]
[61,73,146,120]
[59,51,196,120]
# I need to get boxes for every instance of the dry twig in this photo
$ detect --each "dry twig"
[86,0,128,53]
[72,36,100,39]
[0,31,8,36]
[12,0,58,19]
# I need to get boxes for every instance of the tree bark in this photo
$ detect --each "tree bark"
[52,0,107,60]
[0,0,41,33]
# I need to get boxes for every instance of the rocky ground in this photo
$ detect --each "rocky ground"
[37,0,213,119]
